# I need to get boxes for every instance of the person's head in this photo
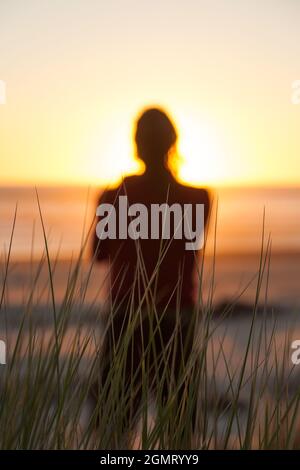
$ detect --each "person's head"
[135,107,177,172]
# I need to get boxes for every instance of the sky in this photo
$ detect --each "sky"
[0,0,299,187]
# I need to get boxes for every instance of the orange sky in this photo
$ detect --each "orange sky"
[0,1,300,187]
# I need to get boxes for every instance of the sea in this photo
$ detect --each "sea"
[1,185,300,259]
[0,185,300,306]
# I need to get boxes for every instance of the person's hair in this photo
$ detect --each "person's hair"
[135,107,177,168]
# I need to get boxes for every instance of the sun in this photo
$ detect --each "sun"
[175,112,226,187]
[86,108,226,188]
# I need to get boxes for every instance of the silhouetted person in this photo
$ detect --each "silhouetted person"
[92,107,210,446]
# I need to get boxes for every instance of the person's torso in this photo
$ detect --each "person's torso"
[100,172,209,310]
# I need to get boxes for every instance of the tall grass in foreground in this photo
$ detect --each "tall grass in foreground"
[0,199,299,449]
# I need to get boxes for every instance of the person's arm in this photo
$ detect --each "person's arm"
[92,190,112,262]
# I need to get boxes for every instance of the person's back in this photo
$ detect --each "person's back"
[94,170,209,310]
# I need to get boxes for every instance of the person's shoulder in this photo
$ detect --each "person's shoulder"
[120,175,146,197]
[96,183,121,205]
[122,175,141,188]
[97,176,141,204]
[175,181,210,203]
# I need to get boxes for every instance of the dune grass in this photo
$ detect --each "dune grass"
[0,197,299,450]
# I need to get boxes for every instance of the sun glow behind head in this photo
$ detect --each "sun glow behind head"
[175,111,226,187]
[87,107,226,188]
